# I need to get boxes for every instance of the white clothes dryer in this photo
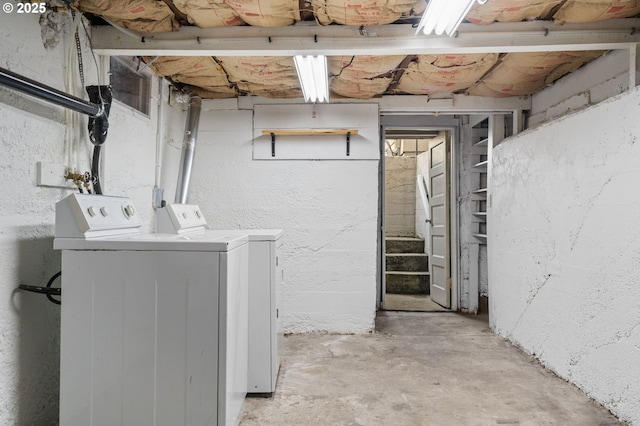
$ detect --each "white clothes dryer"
[157,205,284,395]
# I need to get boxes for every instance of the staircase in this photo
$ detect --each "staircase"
[385,237,430,295]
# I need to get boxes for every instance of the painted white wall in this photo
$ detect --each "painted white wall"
[183,102,380,333]
[490,87,640,424]
[385,156,416,237]
[529,49,629,127]
[0,12,182,424]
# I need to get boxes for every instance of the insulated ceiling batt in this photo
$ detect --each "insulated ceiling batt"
[172,0,300,27]
[73,0,640,100]
[396,54,499,95]
[313,0,425,25]
[466,0,640,23]
[170,0,243,27]
[468,51,607,97]
[71,0,177,32]
[216,57,302,98]
[329,56,406,99]
[145,56,236,98]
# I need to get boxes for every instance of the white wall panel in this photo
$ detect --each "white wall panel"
[490,87,640,425]
[187,103,379,333]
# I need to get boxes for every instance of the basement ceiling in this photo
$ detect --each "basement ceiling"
[71,0,640,100]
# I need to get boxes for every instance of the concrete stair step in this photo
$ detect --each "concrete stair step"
[386,253,429,272]
[386,271,430,294]
[385,237,425,254]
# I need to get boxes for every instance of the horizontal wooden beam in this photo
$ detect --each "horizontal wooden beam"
[262,129,358,136]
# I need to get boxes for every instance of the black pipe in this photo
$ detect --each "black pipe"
[0,66,103,117]
[86,85,112,145]
[91,145,103,195]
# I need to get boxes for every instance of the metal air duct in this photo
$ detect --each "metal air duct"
[174,96,202,204]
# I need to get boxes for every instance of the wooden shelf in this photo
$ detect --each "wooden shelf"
[473,233,487,240]
[472,160,488,168]
[262,129,358,157]
[262,129,358,136]
[473,138,488,148]
[473,188,488,194]
[472,212,487,216]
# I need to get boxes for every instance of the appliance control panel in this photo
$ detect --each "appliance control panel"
[157,203,207,233]
[55,193,142,238]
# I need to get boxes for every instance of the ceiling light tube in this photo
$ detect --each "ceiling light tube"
[416,0,486,37]
[294,55,329,103]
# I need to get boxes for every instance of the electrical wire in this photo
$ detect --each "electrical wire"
[76,15,111,195]
[46,271,62,305]
[80,15,104,105]
[66,11,83,173]
[17,271,62,305]
[330,56,355,78]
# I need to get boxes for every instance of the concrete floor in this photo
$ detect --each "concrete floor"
[239,312,620,426]
[384,293,449,311]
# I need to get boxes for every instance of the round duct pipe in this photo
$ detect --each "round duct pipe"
[174,96,202,204]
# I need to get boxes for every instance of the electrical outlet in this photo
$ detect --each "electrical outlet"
[36,162,75,188]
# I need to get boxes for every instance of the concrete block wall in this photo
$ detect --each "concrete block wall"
[490,87,640,424]
[180,102,380,334]
[0,12,182,424]
[529,49,629,127]
[385,156,416,237]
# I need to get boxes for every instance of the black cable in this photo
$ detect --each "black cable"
[17,271,62,305]
[331,56,355,78]
[92,145,103,195]
[46,271,62,305]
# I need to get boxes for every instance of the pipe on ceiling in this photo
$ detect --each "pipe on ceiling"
[174,96,202,204]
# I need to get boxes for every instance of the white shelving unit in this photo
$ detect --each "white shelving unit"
[467,115,507,313]
[471,121,489,243]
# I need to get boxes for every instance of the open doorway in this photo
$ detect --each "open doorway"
[382,128,452,312]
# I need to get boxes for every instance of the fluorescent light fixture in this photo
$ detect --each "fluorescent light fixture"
[416,0,487,37]
[294,55,329,103]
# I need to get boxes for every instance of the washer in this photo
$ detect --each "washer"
[158,205,284,395]
[54,194,249,426]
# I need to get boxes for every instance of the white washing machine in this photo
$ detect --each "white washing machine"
[54,194,249,426]
[158,205,284,395]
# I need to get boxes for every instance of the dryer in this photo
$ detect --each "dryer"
[54,193,249,426]
[204,229,283,395]
[158,205,284,395]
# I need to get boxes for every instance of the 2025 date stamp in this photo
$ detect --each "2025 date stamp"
[3,2,47,14]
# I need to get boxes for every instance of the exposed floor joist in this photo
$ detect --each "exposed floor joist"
[235,94,531,113]
[92,20,640,57]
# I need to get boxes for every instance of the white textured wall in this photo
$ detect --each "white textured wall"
[385,156,416,237]
[529,50,629,127]
[185,102,379,333]
[490,87,640,424]
[0,12,181,424]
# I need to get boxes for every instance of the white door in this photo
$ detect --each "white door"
[429,139,451,308]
